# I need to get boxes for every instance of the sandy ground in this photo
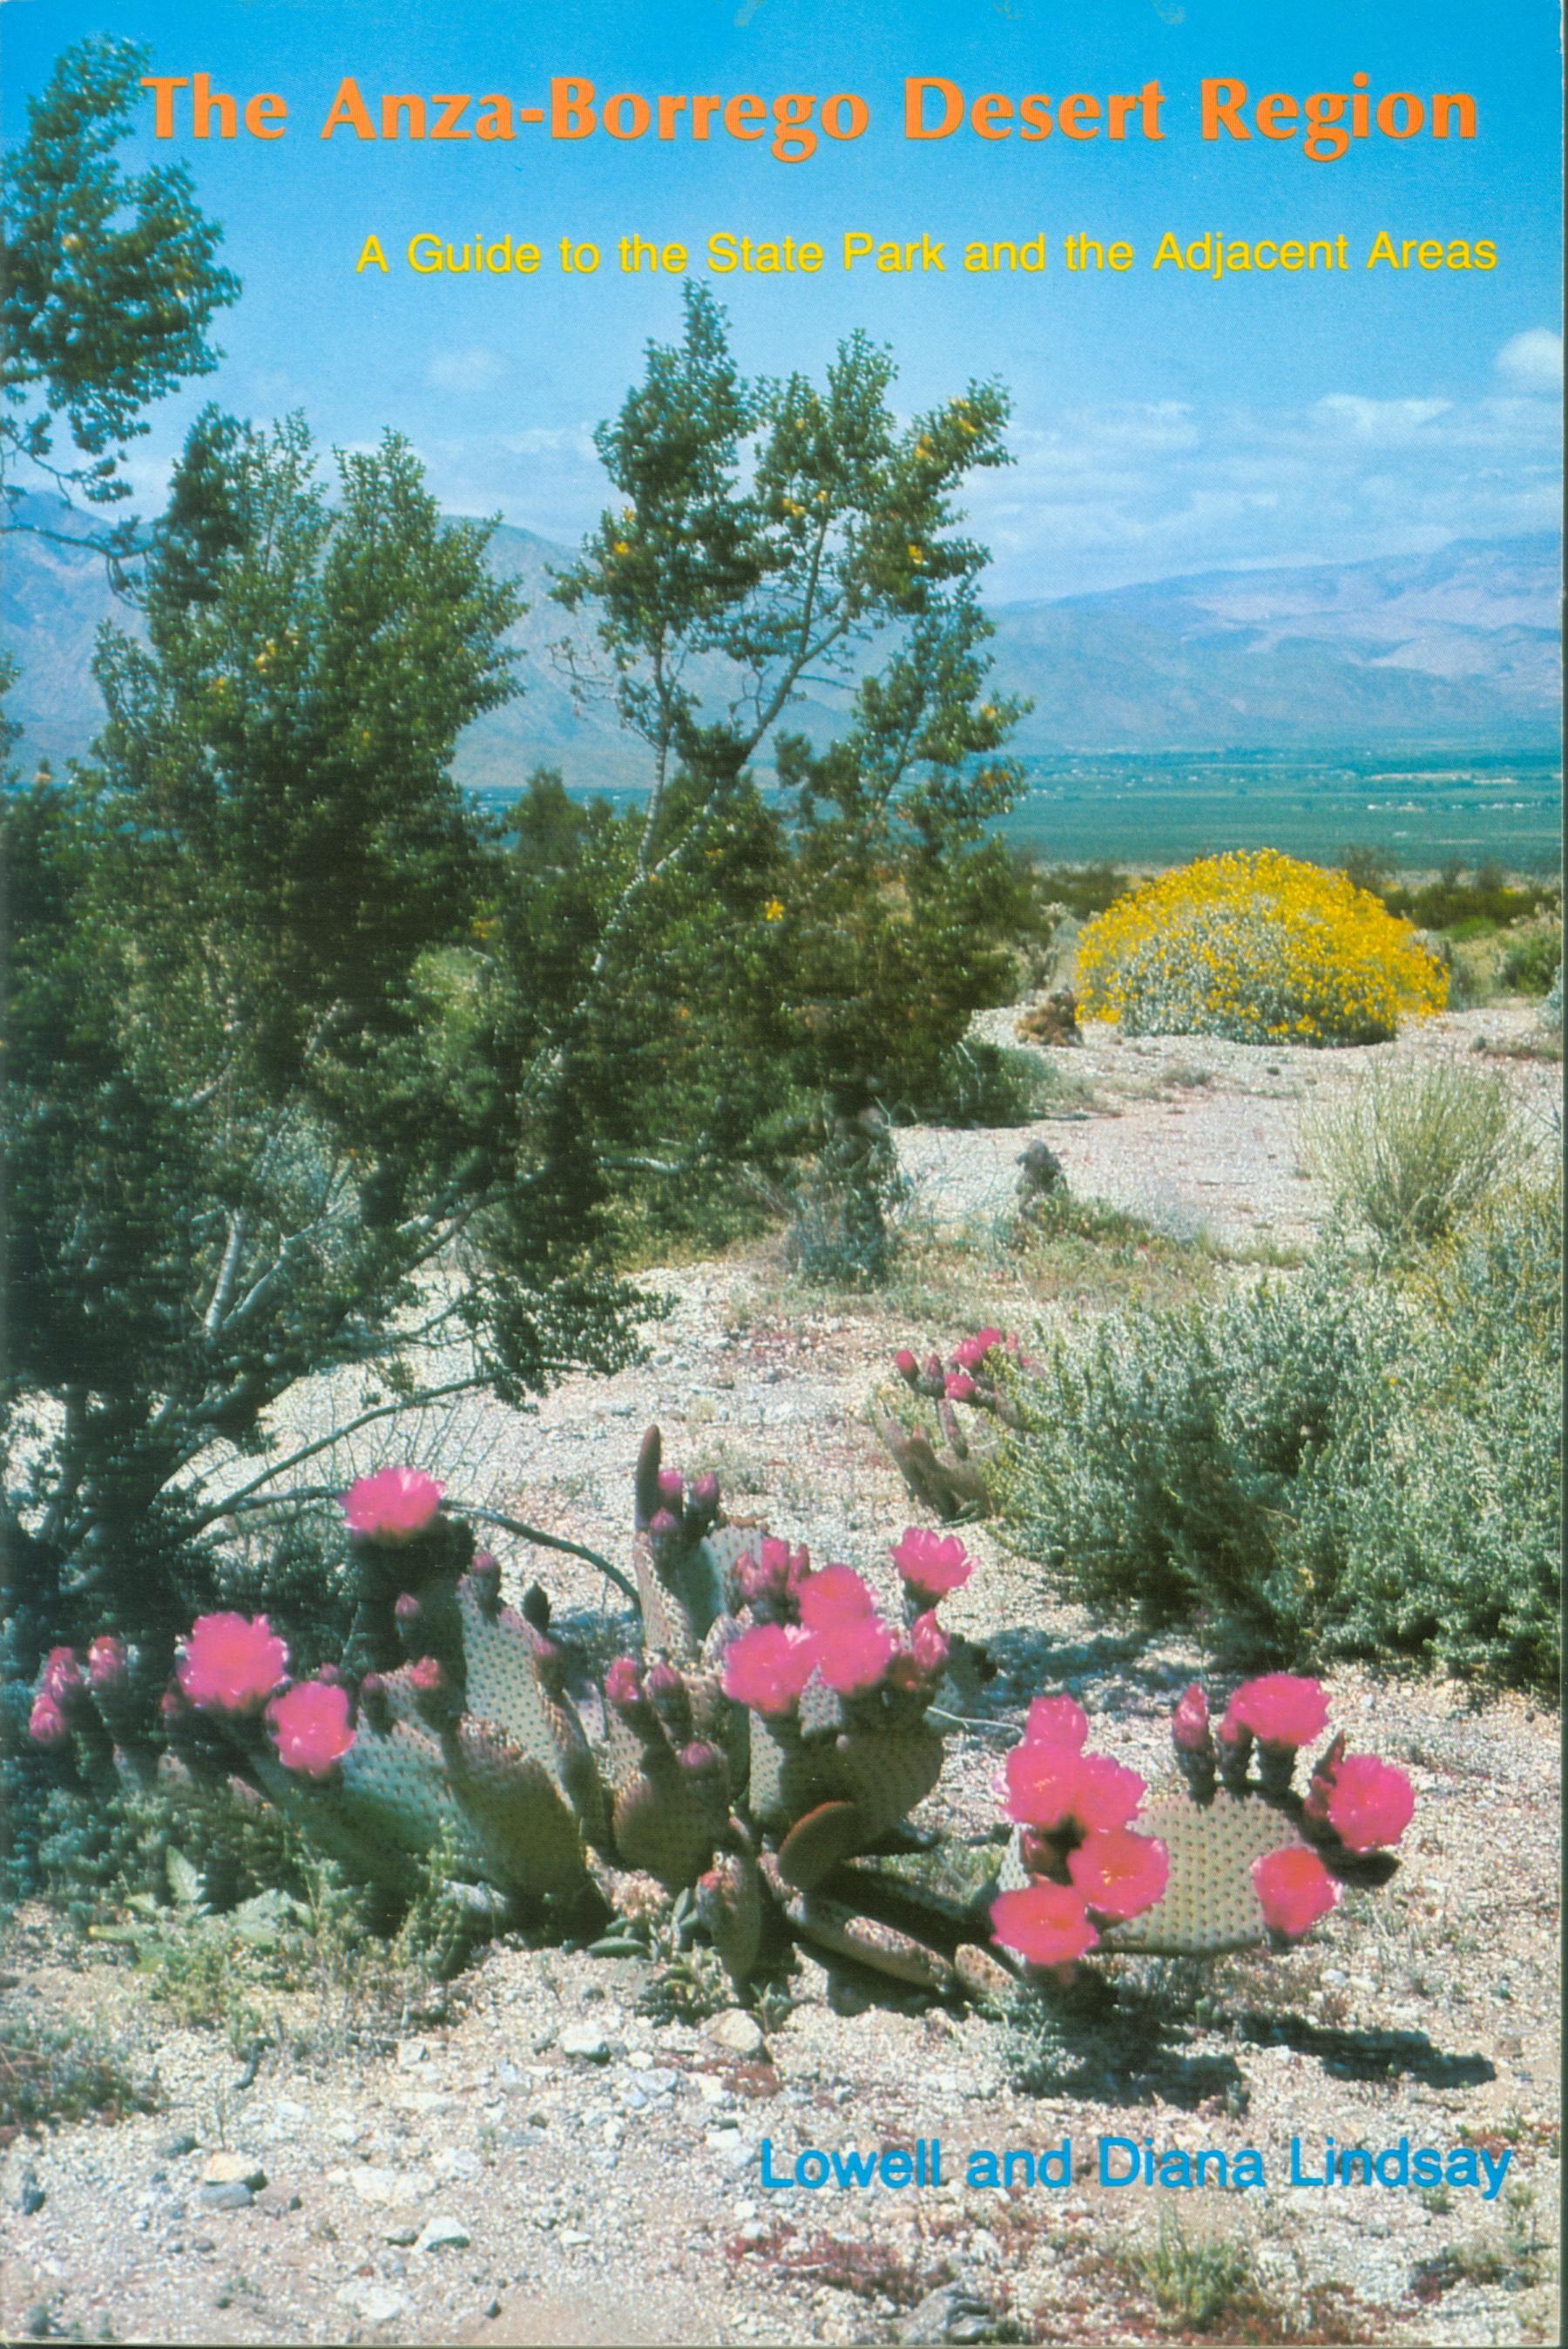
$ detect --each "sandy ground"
[2,1005,1559,2348]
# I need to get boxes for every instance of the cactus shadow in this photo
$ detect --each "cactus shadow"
[1232,2010,1495,2090]
[979,1624,1183,1724]
[1005,1973,1252,2113]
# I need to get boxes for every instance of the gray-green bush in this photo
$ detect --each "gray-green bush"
[990,1171,1561,1694]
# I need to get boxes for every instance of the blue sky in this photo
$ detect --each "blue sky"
[5,0,1562,596]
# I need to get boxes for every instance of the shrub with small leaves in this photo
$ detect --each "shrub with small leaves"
[1078,850,1447,1046]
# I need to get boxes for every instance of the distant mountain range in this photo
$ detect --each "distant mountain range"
[3,499,1558,790]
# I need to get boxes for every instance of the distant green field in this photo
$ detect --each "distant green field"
[997,749,1563,874]
[479,746,1563,877]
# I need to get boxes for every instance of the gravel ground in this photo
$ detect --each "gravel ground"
[3,1003,1559,2348]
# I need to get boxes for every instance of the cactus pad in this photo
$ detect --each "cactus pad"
[1103,1791,1310,1957]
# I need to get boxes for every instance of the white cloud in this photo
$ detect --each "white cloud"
[1496,328,1564,393]
[426,346,508,395]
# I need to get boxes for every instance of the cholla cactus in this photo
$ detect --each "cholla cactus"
[990,1675,1415,1982]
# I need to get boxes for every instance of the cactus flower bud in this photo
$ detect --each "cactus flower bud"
[893,1348,919,1384]
[679,1739,725,1782]
[688,1472,720,1527]
[395,1593,422,1622]
[909,1610,950,1679]
[86,1635,128,1691]
[646,1507,680,1545]
[408,1656,444,1693]
[605,1655,645,1711]
[28,1692,70,1746]
[656,1467,685,1510]
[1171,1683,1211,1754]
[645,1660,685,1704]
[42,1646,83,1700]
[944,1371,977,1402]
[358,1673,390,1730]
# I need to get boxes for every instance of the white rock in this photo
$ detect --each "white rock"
[416,2215,471,2253]
[558,2025,611,2063]
[335,2282,411,2323]
[693,2073,730,2105]
[349,2164,434,2208]
[396,2041,430,2068]
[201,2153,267,2191]
[705,2008,767,2060]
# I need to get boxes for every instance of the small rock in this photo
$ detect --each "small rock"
[199,2181,254,2211]
[336,2282,411,2324]
[737,2219,770,2245]
[559,2228,592,2248]
[202,2153,267,2191]
[485,2298,504,2320]
[158,2131,199,2160]
[705,2008,767,2060]
[385,2225,421,2247]
[18,2181,45,2217]
[396,2040,429,2068]
[558,2025,611,2063]
[693,2073,731,2105]
[416,2215,471,2253]
[349,2166,403,2206]
[24,2306,51,2339]
[898,2278,1000,2345]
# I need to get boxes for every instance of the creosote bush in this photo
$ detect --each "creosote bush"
[990,1171,1561,1692]
[1299,1061,1530,1250]
[1078,850,1447,1046]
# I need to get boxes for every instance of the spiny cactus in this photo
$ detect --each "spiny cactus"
[34,1439,995,1994]
[877,1327,1033,1520]
[990,1675,1415,1982]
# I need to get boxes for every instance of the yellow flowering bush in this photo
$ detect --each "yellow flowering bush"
[1077,850,1448,1046]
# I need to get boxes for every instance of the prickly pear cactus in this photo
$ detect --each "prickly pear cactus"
[1101,1793,1311,1957]
[990,1674,1416,1985]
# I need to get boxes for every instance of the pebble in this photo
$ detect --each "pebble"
[416,2215,472,2253]
[558,2025,612,2062]
[349,2164,435,2207]
[199,2181,253,2211]
[201,2154,267,2191]
[158,2132,199,2160]
[336,2281,411,2323]
[705,2008,767,2060]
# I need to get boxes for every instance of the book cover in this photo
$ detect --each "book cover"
[2,4,1560,2346]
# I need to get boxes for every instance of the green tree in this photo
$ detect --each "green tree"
[1,35,238,558]
[3,414,641,1676]
[502,288,1033,1264]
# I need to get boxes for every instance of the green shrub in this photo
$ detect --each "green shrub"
[1300,1062,1529,1250]
[1503,925,1565,998]
[902,1039,1077,1127]
[991,1177,1561,1692]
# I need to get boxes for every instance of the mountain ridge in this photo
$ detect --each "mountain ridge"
[3,501,1558,789]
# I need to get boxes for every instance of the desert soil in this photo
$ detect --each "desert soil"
[2,1006,1559,2349]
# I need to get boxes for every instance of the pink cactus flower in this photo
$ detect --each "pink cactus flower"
[1003,1741,1085,1832]
[41,1647,82,1700]
[943,1371,977,1402]
[1171,1682,1211,1752]
[176,1614,288,1713]
[1225,1674,1329,1751]
[1252,1845,1341,1939]
[267,1681,356,1777]
[990,1879,1099,1968]
[341,1466,444,1547]
[798,1565,876,1629]
[1070,1753,1148,1834]
[86,1635,129,1690]
[889,1527,973,1603]
[951,1327,1004,1371]
[909,1610,950,1679]
[409,1656,446,1694]
[721,1623,817,1716]
[1324,1754,1416,1853]
[813,1614,897,1696]
[605,1655,645,1709]
[1067,1828,1170,1922]
[28,1691,70,1747]
[1024,1694,1089,1750]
